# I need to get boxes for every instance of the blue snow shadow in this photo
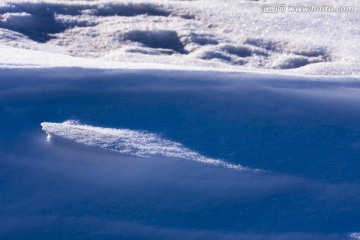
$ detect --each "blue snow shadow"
[1,68,360,239]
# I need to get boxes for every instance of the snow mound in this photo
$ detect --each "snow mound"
[41,121,246,171]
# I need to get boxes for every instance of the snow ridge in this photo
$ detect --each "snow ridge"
[41,121,246,171]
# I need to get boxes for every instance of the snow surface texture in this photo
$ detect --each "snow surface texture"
[41,121,245,170]
[0,0,359,76]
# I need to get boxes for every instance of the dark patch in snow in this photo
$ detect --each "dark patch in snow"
[244,38,332,69]
[0,2,171,17]
[278,47,332,69]
[223,45,253,57]
[0,12,65,42]
[193,44,269,66]
[198,49,246,65]
[123,30,186,54]
[126,47,176,55]
[245,38,283,52]
[275,53,330,70]
[275,56,310,69]
[176,13,196,19]
[221,44,267,58]
[181,32,219,46]
[92,3,171,17]
[0,2,172,42]
[200,51,233,62]
[291,47,332,64]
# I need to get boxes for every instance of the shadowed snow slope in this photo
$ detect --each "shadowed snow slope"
[1,0,360,238]
[41,121,245,170]
[1,66,360,239]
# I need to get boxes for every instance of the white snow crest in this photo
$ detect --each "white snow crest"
[41,121,247,171]
[350,233,360,240]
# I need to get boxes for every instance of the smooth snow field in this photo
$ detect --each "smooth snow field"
[1,0,360,239]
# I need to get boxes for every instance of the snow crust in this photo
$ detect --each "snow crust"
[41,121,245,170]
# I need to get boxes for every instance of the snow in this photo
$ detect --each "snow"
[1,0,360,239]
[2,64,360,239]
[0,0,359,75]
[351,233,360,240]
[41,121,245,170]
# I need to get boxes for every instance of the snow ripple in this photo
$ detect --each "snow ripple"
[41,121,247,171]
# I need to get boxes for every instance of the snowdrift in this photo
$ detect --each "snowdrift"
[41,121,245,170]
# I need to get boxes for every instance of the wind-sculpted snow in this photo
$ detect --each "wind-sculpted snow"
[41,121,246,171]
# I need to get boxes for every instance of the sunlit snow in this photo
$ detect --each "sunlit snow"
[41,121,246,170]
